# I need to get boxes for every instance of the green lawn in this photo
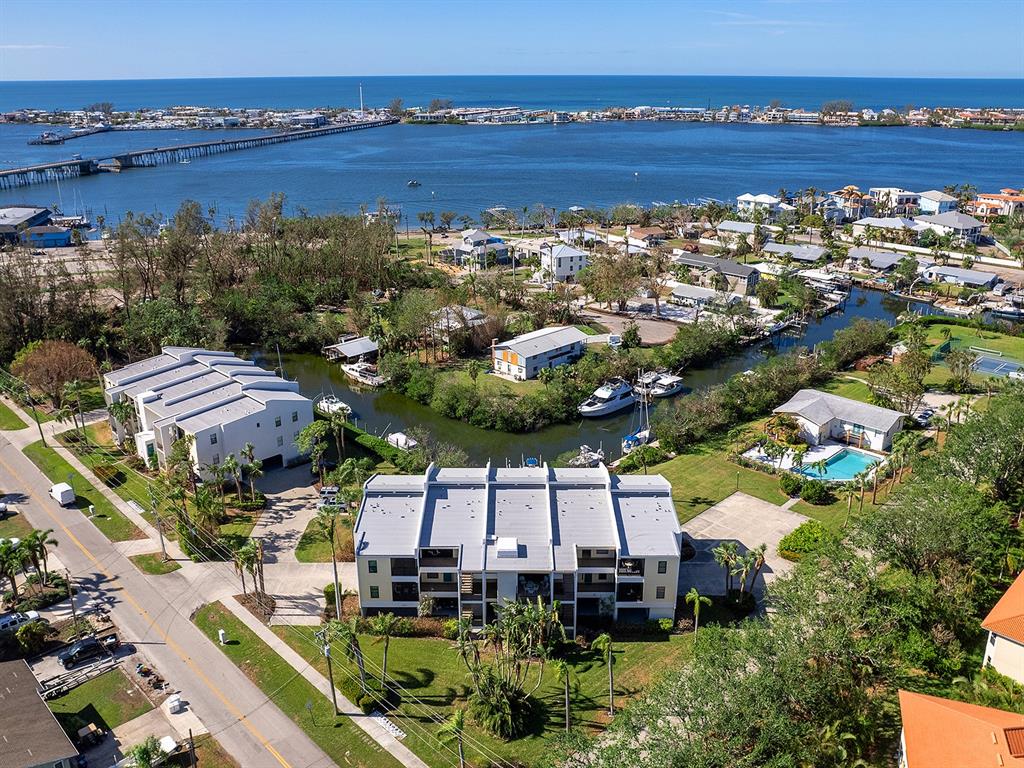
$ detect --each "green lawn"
[923,323,1024,360]
[0,399,27,430]
[129,552,182,575]
[442,367,543,395]
[820,376,874,403]
[48,668,153,736]
[274,625,693,768]
[23,439,143,541]
[0,511,33,540]
[193,602,401,768]
[295,515,354,563]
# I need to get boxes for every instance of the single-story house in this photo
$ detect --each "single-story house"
[921,264,999,289]
[625,225,667,247]
[716,220,757,239]
[0,205,52,244]
[917,189,958,215]
[671,252,760,295]
[323,335,379,363]
[773,388,905,452]
[851,216,923,241]
[914,211,984,244]
[669,283,741,309]
[20,225,72,248]
[444,228,510,267]
[761,241,827,263]
[431,305,489,341]
[846,247,916,272]
[491,325,588,380]
[982,571,1024,684]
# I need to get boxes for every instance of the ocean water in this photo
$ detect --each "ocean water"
[0,119,1020,223]
[2,75,1023,113]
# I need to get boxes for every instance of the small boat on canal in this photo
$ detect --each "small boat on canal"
[314,393,352,417]
[340,361,388,387]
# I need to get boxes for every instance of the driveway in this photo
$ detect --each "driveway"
[252,465,319,563]
[679,492,808,599]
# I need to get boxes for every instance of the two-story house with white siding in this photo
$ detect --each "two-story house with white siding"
[982,572,1024,685]
[353,464,682,636]
[491,326,588,380]
[103,347,313,478]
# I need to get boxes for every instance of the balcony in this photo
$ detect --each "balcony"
[516,573,550,603]
[617,583,644,602]
[577,553,616,569]
[390,558,418,577]
[420,577,458,594]
[552,573,575,600]
[577,580,615,593]
[391,582,419,602]
[617,559,645,577]
[419,548,458,568]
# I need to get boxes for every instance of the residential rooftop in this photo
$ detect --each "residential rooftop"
[0,659,78,768]
[492,325,588,359]
[774,389,906,433]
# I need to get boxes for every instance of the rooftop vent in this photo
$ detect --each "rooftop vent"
[496,537,520,558]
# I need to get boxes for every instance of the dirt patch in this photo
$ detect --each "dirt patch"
[235,593,276,623]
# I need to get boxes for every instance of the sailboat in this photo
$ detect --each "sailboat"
[621,380,652,455]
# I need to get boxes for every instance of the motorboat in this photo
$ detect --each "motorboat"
[341,361,387,387]
[386,432,418,450]
[567,444,605,468]
[407,179,421,187]
[314,393,352,417]
[633,370,661,397]
[578,378,635,417]
[179,159,191,165]
[650,373,684,397]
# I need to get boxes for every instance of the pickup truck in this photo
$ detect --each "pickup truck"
[57,636,107,669]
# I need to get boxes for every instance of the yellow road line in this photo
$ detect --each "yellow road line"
[0,449,293,768]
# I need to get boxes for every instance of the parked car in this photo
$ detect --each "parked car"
[57,636,106,669]
[914,408,934,426]
[0,610,44,635]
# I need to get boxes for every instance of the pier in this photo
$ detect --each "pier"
[0,118,398,189]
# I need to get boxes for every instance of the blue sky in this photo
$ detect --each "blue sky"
[1,0,1022,80]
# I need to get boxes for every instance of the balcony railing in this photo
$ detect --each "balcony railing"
[420,578,458,593]
[391,558,418,577]
[577,581,615,593]
[419,555,458,568]
[577,556,616,568]
[391,583,419,601]
[617,585,644,602]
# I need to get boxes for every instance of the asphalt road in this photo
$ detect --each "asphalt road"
[0,434,336,768]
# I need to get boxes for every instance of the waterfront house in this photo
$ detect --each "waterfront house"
[981,572,1024,684]
[671,252,760,295]
[625,225,667,248]
[736,193,782,219]
[491,325,588,380]
[974,188,1024,218]
[447,228,510,268]
[828,186,875,221]
[851,216,923,242]
[352,463,682,634]
[915,211,984,244]
[516,240,589,282]
[760,241,827,264]
[922,264,999,289]
[716,220,764,245]
[19,224,71,248]
[845,247,929,273]
[868,188,920,216]
[917,189,958,215]
[669,283,740,309]
[103,347,313,477]
[0,660,79,768]
[773,389,905,451]
[0,205,52,244]
[896,691,1024,768]
[431,305,489,342]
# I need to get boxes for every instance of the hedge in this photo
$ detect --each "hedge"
[342,422,405,464]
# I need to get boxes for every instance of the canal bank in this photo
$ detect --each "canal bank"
[246,288,949,466]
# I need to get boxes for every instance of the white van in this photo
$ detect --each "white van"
[0,610,42,635]
[49,483,75,506]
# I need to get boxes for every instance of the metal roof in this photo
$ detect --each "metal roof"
[774,389,905,432]
[916,211,983,230]
[761,242,827,262]
[493,326,589,359]
[673,252,756,278]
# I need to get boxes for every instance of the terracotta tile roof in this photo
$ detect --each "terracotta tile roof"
[899,690,1024,767]
[983,572,1024,644]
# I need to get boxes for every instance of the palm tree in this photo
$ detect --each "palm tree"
[327,410,348,461]
[712,541,738,594]
[204,461,227,512]
[246,458,264,502]
[0,540,27,599]
[591,632,615,716]
[331,617,369,694]
[841,482,858,528]
[107,399,135,444]
[192,485,221,535]
[295,421,330,485]
[63,379,89,441]
[316,505,344,619]
[437,709,467,768]
[233,544,252,596]
[685,587,712,636]
[23,528,57,584]
[551,658,576,732]
[222,454,243,501]
[368,612,401,690]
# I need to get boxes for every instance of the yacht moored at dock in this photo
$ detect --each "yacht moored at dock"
[314,393,352,417]
[340,360,388,387]
[578,378,635,417]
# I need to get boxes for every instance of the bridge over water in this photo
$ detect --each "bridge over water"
[0,118,399,190]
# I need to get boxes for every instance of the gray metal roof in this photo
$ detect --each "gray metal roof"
[916,211,983,230]
[718,220,756,234]
[919,190,957,202]
[774,389,905,432]
[673,252,756,278]
[924,265,998,286]
[847,247,905,270]
[326,336,378,358]
[493,326,588,359]
[761,242,827,262]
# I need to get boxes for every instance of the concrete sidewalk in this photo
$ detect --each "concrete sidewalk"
[223,595,429,768]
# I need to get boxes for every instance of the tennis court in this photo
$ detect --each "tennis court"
[973,354,1023,377]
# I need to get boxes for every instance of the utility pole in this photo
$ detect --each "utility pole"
[316,627,339,716]
[188,729,197,768]
[67,570,79,635]
[148,482,168,562]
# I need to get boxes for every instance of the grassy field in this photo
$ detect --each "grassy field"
[441,367,543,396]
[0,510,33,540]
[274,625,693,768]
[49,668,153,736]
[295,515,354,563]
[129,552,182,575]
[193,602,401,768]
[180,734,240,768]
[23,439,143,541]
[0,399,27,430]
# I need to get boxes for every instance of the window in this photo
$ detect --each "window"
[256,422,260,429]
[597,573,607,581]
[276,436,284,447]
[443,573,453,583]
[210,434,217,445]
[596,549,611,555]
[657,560,667,574]
[275,416,282,428]
[368,560,378,573]
[656,586,666,599]
[369,586,379,599]
[426,572,438,579]
[291,410,299,422]
[212,454,219,465]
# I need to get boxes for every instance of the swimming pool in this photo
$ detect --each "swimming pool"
[797,448,879,481]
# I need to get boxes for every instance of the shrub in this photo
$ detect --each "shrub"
[778,520,835,561]
[15,621,49,653]
[93,464,123,486]
[617,445,668,473]
[779,473,804,497]
[441,619,460,640]
[657,617,674,633]
[323,583,337,619]
[799,479,833,505]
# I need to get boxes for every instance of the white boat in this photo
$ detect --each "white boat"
[650,373,684,397]
[621,390,652,454]
[578,378,635,417]
[179,158,191,165]
[314,394,352,417]
[567,444,605,467]
[341,361,387,387]
[386,432,418,450]
[633,370,661,397]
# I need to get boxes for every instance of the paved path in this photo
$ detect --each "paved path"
[251,465,319,564]
[223,594,429,768]
[680,491,808,599]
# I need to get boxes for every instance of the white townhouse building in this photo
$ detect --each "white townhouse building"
[914,211,984,244]
[353,464,683,634]
[917,189,958,215]
[515,239,590,282]
[868,187,920,216]
[773,389,905,452]
[103,347,313,477]
[491,326,588,380]
[982,572,1024,684]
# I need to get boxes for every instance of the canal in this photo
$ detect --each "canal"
[248,288,946,466]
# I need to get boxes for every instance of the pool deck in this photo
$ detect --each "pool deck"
[743,441,882,481]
